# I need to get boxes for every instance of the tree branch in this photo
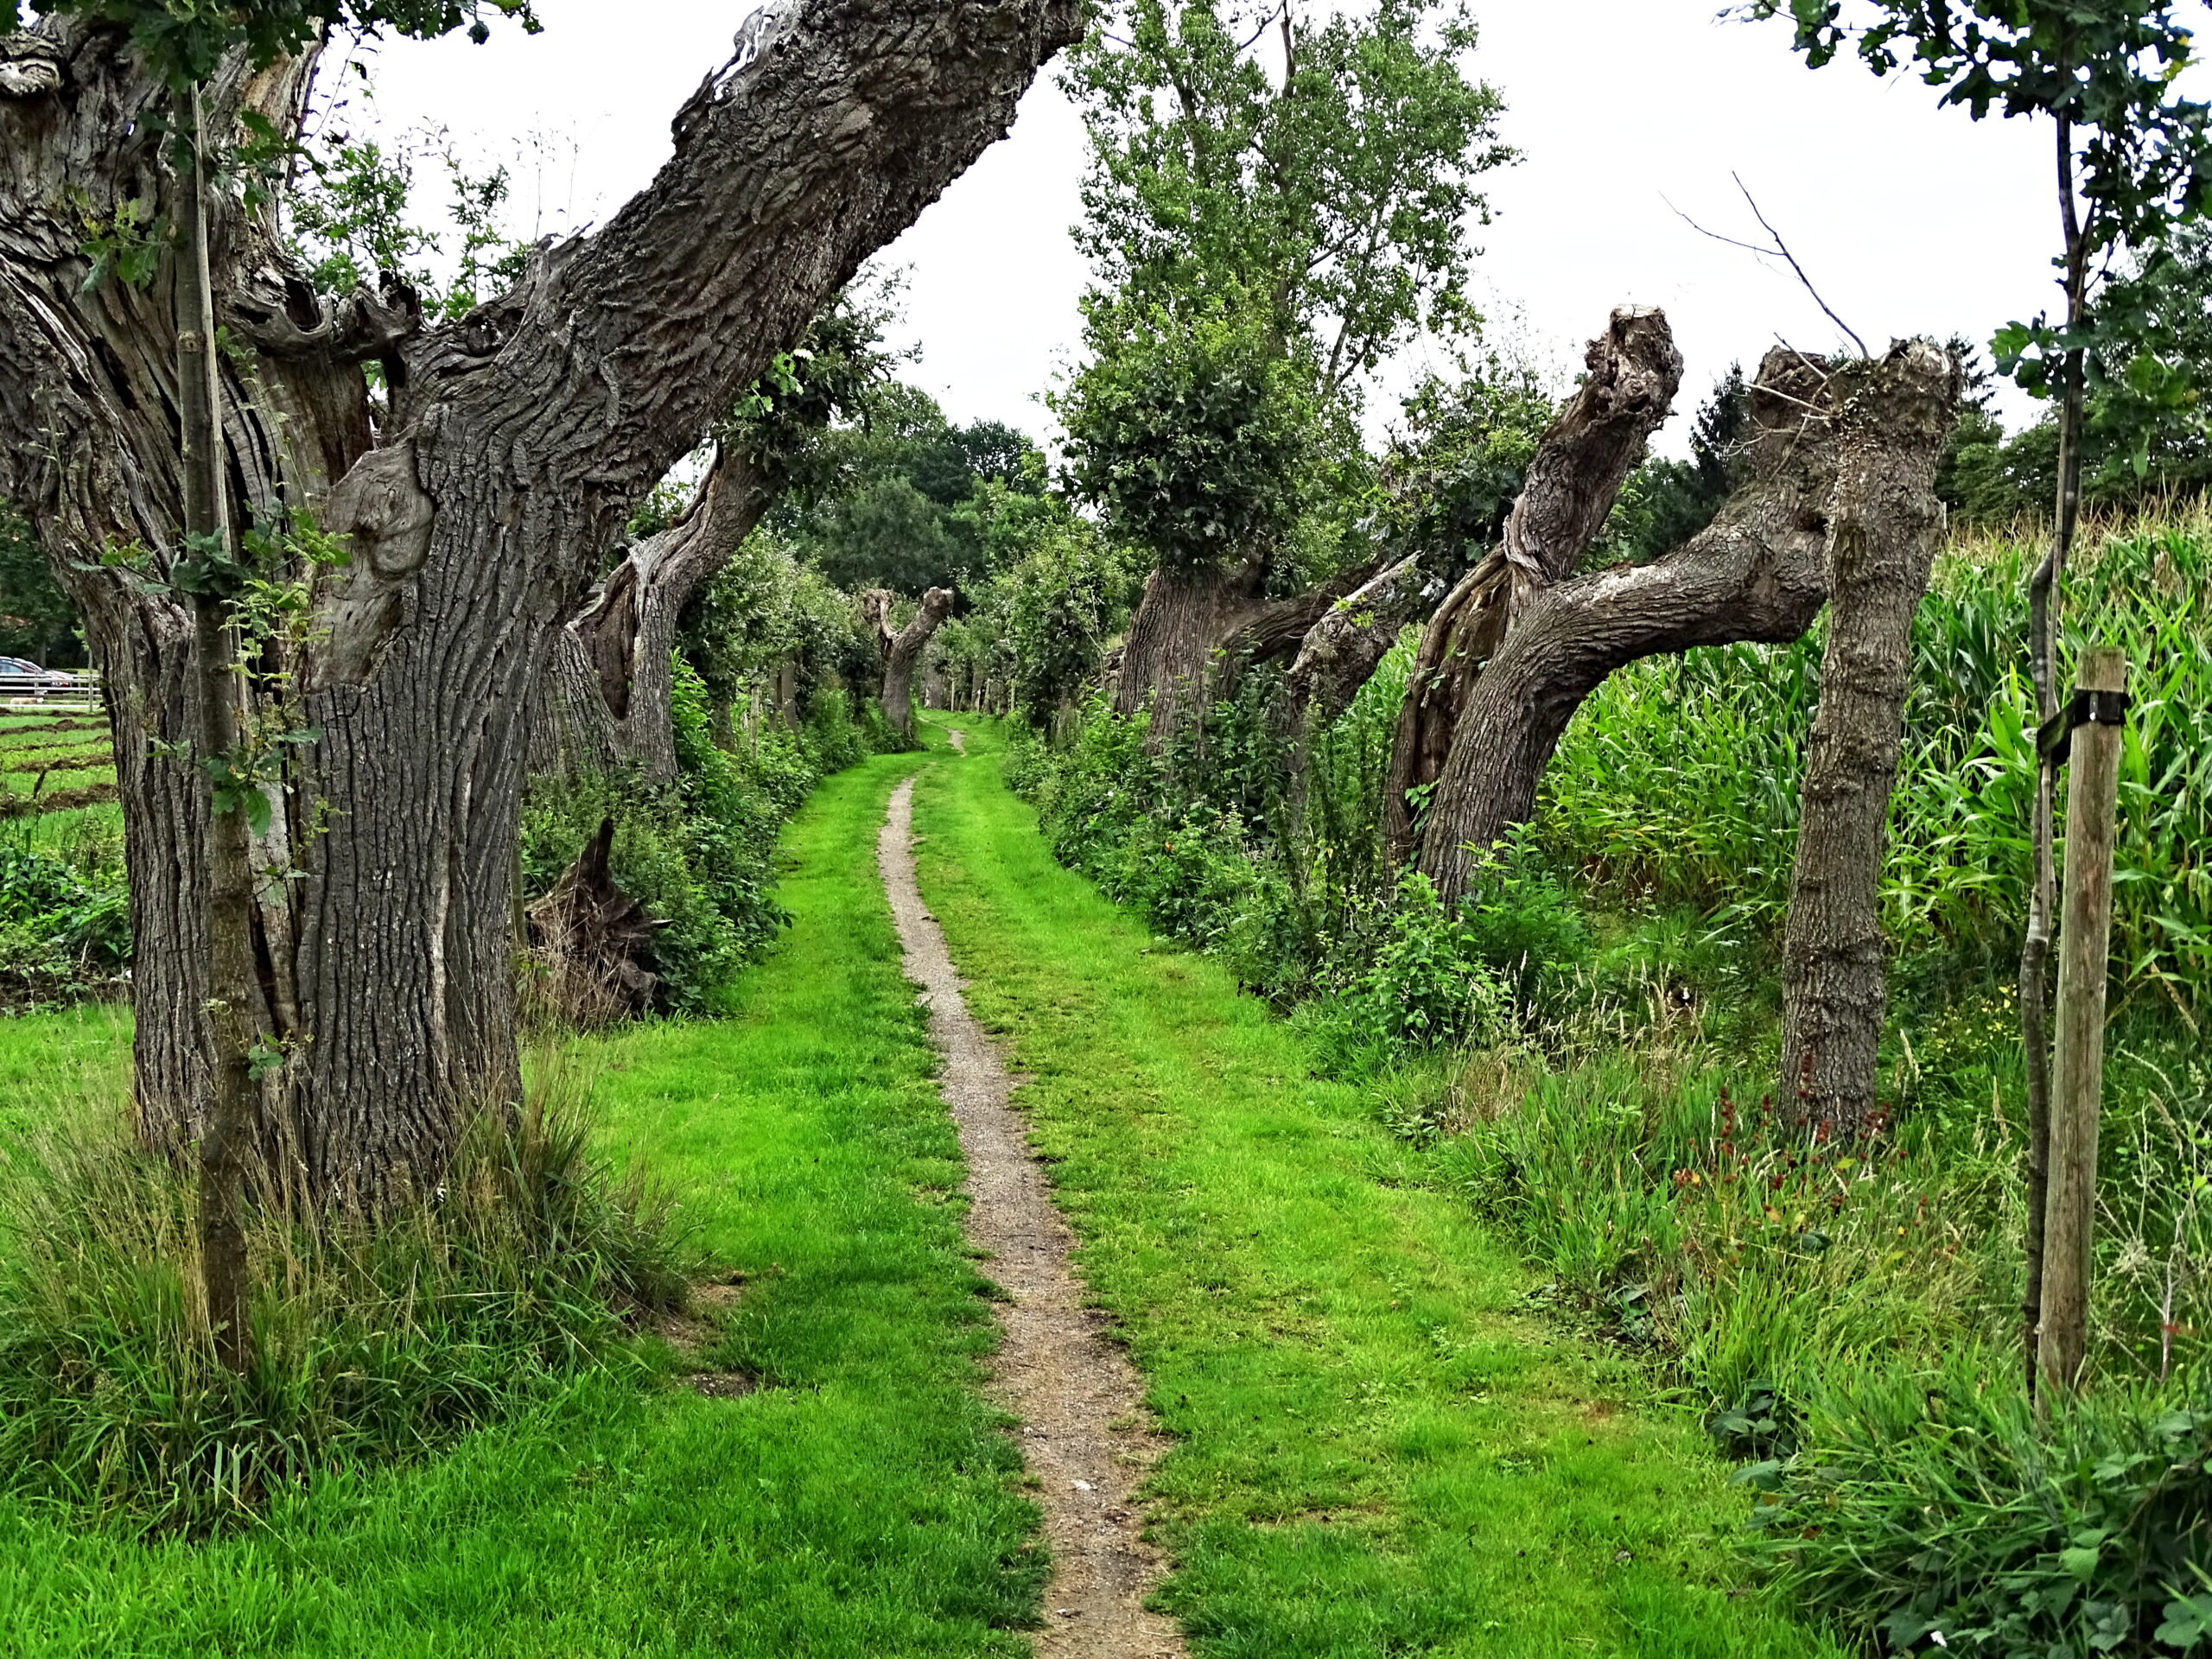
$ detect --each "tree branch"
[1669,175,1869,358]
[397,0,1084,515]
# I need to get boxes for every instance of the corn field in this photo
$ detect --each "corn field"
[1543,516,2212,1016]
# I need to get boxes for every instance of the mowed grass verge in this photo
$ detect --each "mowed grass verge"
[0,747,1046,1659]
[910,713,1843,1659]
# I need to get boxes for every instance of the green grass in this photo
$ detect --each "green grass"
[5,801,124,855]
[0,748,1045,1657]
[0,1006,130,1126]
[909,711,1843,1658]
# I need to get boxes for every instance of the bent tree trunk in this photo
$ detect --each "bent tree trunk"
[1412,347,1847,905]
[1281,554,1430,735]
[1779,340,1959,1135]
[0,4,1081,1200]
[1386,308,1683,867]
[564,447,766,783]
[878,587,955,741]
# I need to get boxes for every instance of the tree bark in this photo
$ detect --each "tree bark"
[564,447,766,783]
[1281,554,1432,734]
[1778,340,1960,1136]
[1111,552,1270,738]
[1411,346,1843,905]
[0,3,1081,1201]
[1386,307,1683,867]
[880,587,954,741]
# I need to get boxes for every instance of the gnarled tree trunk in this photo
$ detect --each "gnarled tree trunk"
[1779,340,1960,1135]
[0,3,1081,1200]
[1281,554,1431,734]
[1385,307,1684,871]
[564,446,766,783]
[1410,348,1845,905]
[874,586,954,741]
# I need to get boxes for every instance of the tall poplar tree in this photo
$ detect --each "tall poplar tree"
[1058,0,1511,728]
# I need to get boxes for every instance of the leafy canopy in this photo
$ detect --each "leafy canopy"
[1068,0,1511,395]
[0,1,537,86]
[1059,293,1316,572]
[1754,2,2212,409]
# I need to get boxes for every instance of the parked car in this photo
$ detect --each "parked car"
[0,657,85,701]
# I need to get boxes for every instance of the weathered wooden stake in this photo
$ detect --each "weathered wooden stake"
[2038,644,2129,1394]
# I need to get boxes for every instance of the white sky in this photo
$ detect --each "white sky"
[354,0,2083,456]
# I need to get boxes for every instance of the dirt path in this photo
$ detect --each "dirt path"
[877,768,1185,1659]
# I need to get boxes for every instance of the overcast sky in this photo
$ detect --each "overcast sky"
[355,1,2075,456]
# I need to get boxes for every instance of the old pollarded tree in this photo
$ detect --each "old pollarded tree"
[0,2,1081,1198]
[865,584,956,742]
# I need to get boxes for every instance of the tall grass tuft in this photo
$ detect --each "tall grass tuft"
[0,1064,698,1535]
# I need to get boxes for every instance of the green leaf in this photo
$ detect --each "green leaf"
[2160,1594,2212,1650]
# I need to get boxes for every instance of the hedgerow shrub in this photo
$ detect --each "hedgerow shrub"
[1298,871,1515,1071]
[0,817,128,1010]
[520,658,889,1014]
[1004,518,2212,1651]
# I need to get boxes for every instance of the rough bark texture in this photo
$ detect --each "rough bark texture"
[1281,554,1432,734]
[879,586,954,741]
[1213,556,1386,691]
[1778,340,1959,1135]
[564,447,766,782]
[0,3,1081,1198]
[1412,347,1843,905]
[1387,308,1684,865]
[1111,553,1269,737]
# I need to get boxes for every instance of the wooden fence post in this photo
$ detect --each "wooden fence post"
[2038,644,2129,1393]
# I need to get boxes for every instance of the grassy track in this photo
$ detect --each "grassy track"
[0,749,1046,1659]
[910,713,1843,1659]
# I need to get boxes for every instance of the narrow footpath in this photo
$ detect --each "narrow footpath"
[905,715,1841,1659]
[880,768,1185,1657]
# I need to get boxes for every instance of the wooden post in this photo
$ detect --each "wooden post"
[2038,644,2129,1393]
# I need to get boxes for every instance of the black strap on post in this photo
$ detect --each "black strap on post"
[2036,687,2133,767]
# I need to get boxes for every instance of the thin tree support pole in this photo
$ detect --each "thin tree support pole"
[177,86,257,1374]
[2038,645,2129,1395]
[2021,109,2089,1399]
